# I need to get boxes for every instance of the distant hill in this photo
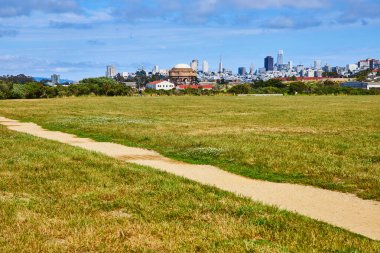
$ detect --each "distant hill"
[33,77,74,84]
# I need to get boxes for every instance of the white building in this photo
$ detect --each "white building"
[302,69,315,77]
[121,72,129,78]
[153,65,160,74]
[159,69,169,75]
[347,64,358,72]
[277,49,284,65]
[315,69,324,78]
[191,60,199,72]
[296,65,304,73]
[51,74,60,84]
[358,60,370,69]
[146,80,175,90]
[249,64,255,74]
[106,65,116,78]
[314,60,321,70]
[202,60,209,73]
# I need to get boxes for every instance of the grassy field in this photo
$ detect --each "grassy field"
[1,125,380,252]
[0,96,379,200]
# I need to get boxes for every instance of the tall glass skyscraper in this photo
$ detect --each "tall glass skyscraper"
[238,67,247,76]
[265,56,274,71]
[277,50,284,65]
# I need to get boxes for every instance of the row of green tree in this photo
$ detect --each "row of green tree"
[0,78,136,99]
[1,76,380,100]
[228,79,380,95]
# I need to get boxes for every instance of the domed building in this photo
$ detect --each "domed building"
[169,64,197,85]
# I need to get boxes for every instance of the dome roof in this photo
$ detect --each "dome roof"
[173,63,191,69]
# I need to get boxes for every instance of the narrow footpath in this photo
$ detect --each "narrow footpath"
[1,116,379,241]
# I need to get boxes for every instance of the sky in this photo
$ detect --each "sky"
[0,0,379,80]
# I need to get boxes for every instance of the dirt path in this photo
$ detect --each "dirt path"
[1,116,379,241]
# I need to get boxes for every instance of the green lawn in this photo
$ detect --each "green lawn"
[0,96,379,200]
[0,125,379,252]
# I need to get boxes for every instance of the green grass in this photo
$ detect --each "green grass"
[0,96,379,200]
[0,125,379,252]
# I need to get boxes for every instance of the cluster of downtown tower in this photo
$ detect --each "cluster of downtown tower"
[103,49,379,84]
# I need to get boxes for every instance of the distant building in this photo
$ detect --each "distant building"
[146,80,175,90]
[249,64,255,74]
[264,56,274,71]
[288,61,293,70]
[51,74,60,84]
[358,59,370,69]
[121,72,129,78]
[296,65,304,73]
[219,59,223,75]
[176,84,214,90]
[106,65,116,78]
[258,67,266,74]
[342,81,380,90]
[314,60,321,70]
[277,50,284,65]
[347,64,358,72]
[169,64,197,85]
[302,69,315,77]
[202,60,209,73]
[191,60,199,71]
[323,64,332,72]
[369,59,379,69]
[238,67,247,76]
[153,65,159,74]
[124,82,137,88]
[315,69,323,78]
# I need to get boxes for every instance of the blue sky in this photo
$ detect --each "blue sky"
[0,0,379,80]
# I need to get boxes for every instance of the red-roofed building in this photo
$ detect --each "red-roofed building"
[176,84,215,90]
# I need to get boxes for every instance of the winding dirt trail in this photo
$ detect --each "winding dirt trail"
[1,116,379,241]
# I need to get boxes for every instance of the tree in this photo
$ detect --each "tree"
[135,70,147,89]
[228,84,251,94]
[267,79,286,88]
[322,72,339,78]
[321,80,339,87]
[288,82,306,94]
[355,69,371,82]
[0,74,34,84]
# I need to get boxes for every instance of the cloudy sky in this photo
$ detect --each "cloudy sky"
[0,0,379,80]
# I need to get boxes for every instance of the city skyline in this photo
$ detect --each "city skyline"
[0,0,379,80]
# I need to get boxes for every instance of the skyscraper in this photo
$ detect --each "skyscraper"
[51,74,60,84]
[202,60,209,73]
[314,60,321,70]
[288,61,293,70]
[219,58,223,75]
[264,56,274,71]
[106,65,116,78]
[249,64,255,75]
[191,60,199,71]
[153,65,159,74]
[277,50,284,65]
[238,67,247,76]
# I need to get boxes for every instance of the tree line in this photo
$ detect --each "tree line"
[228,79,380,95]
[1,75,379,100]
